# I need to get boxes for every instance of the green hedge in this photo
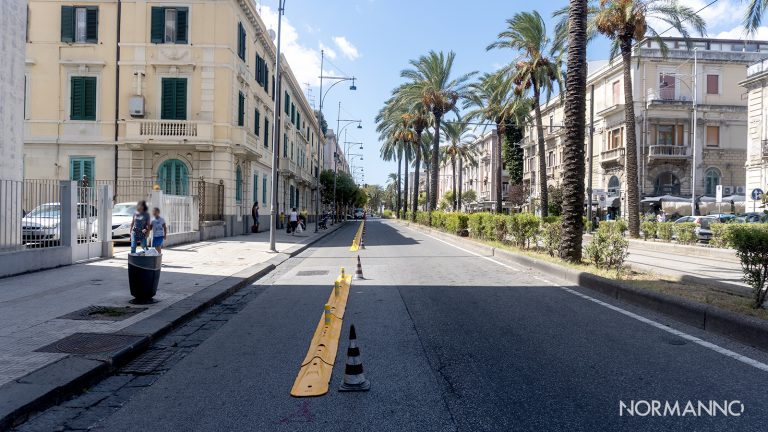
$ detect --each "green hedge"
[710,222,734,249]
[673,222,697,245]
[657,222,674,242]
[730,224,768,307]
[640,221,657,240]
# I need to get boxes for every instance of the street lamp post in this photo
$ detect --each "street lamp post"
[268,0,286,253]
[332,105,362,223]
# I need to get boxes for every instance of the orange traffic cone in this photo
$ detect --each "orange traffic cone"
[339,325,370,392]
[354,255,365,280]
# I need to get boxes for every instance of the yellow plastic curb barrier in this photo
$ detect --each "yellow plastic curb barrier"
[290,273,352,397]
[349,221,365,251]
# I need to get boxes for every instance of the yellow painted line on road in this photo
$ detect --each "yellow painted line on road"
[290,273,353,397]
[349,220,365,251]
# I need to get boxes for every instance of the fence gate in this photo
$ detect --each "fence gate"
[72,185,111,262]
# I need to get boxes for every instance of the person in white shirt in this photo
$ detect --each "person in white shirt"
[289,208,299,235]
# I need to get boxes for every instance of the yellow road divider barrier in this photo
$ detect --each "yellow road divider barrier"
[349,221,365,251]
[291,270,352,397]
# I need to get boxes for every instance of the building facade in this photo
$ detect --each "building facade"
[23,0,323,232]
[742,58,768,212]
[523,37,765,217]
[323,129,350,175]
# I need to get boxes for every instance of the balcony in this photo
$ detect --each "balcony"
[648,145,691,160]
[279,157,298,178]
[232,129,264,161]
[125,119,212,144]
[600,147,625,167]
[762,139,768,158]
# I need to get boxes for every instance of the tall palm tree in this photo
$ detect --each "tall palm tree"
[488,11,563,217]
[555,0,705,238]
[560,0,589,262]
[745,0,768,31]
[421,130,435,211]
[408,108,430,220]
[398,51,476,214]
[376,97,414,219]
[442,118,476,211]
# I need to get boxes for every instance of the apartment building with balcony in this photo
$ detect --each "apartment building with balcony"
[323,129,350,175]
[742,58,768,211]
[522,37,763,217]
[23,0,322,233]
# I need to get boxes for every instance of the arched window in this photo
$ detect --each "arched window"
[705,168,721,195]
[654,171,680,195]
[157,159,189,195]
[607,176,621,196]
[235,165,243,202]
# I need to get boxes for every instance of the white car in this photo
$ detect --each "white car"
[111,202,136,242]
[22,202,99,244]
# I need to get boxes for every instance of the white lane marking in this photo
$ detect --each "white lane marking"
[400,223,768,373]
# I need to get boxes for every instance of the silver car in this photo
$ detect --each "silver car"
[111,202,136,242]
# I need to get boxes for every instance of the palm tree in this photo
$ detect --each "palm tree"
[398,51,476,214]
[376,97,414,219]
[442,118,476,211]
[408,108,430,221]
[555,0,705,238]
[745,0,768,31]
[421,130,435,210]
[488,11,563,217]
[385,173,398,209]
[559,0,589,262]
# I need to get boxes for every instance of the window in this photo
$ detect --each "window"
[284,91,290,115]
[608,127,624,149]
[237,92,245,127]
[659,73,676,100]
[656,125,675,145]
[235,166,243,202]
[612,80,621,105]
[253,173,258,203]
[150,7,188,44]
[284,134,288,156]
[706,125,720,147]
[157,159,189,195]
[70,76,97,121]
[291,103,296,125]
[237,22,246,60]
[289,185,295,208]
[706,74,719,95]
[61,6,98,43]
[254,109,260,135]
[255,54,269,93]
[264,118,269,148]
[607,176,620,196]
[161,78,187,120]
[705,168,720,195]
[654,171,681,195]
[262,177,267,204]
[548,115,553,134]
[70,157,94,183]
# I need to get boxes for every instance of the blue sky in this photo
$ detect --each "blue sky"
[258,0,760,186]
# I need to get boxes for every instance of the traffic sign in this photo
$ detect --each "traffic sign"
[716,185,723,203]
[752,188,764,201]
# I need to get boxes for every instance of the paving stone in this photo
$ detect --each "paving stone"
[60,391,110,408]
[91,375,133,393]
[12,407,75,432]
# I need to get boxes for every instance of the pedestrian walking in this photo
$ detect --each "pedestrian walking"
[289,207,299,235]
[279,211,286,230]
[251,203,260,233]
[130,201,150,254]
[150,207,167,254]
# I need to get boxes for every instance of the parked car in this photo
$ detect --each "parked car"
[708,213,737,223]
[111,202,136,242]
[21,202,99,244]
[734,212,768,223]
[354,208,365,219]
[673,215,717,242]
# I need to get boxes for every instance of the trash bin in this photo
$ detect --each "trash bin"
[128,254,162,303]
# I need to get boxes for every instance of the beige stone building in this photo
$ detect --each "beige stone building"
[523,37,765,217]
[742,58,768,212]
[23,0,323,232]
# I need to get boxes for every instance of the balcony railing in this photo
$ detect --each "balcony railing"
[601,147,625,165]
[762,139,768,158]
[648,145,691,159]
[125,119,212,142]
[279,158,298,177]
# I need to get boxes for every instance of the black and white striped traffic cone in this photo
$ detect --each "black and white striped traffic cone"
[354,255,365,280]
[339,325,370,392]
[359,234,366,250]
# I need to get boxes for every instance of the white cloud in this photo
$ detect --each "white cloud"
[260,5,321,86]
[319,42,337,60]
[646,0,744,38]
[715,25,768,40]
[333,36,361,60]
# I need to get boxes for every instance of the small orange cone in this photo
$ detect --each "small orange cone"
[339,325,370,392]
[354,255,365,280]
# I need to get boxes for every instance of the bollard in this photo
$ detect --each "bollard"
[340,267,346,278]
[324,304,332,325]
[334,280,341,297]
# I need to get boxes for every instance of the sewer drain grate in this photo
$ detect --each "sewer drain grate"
[57,306,148,322]
[296,270,330,276]
[35,333,145,355]
[121,348,174,374]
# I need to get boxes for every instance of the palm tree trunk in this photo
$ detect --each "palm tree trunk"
[620,36,640,238]
[411,144,421,221]
[451,155,457,211]
[560,0,588,262]
[430,116,441,213]
[403,153,410,219]
[425,160,431,211]
[495,126,504,213]
[396,152,402,219]
[458,156,464,211]
[533,84,549,217]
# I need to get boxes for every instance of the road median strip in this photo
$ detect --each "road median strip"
[349,220,365,251]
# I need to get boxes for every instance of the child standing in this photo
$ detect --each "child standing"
[130,201,150,254]
[150,207,167,254]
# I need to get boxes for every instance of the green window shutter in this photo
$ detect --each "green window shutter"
[161,78,187,120]
[253,174,258,203]
[176,8,188,43]
[264,118,269,148]
[174,79,187,120]
[237,92,245,126]
[284,91,289,115]
[254,109,260,135]
[297,111,300,129]
[291,104,295,124]
[61,6,74,42]
[237,23,246,60]
[71,77,84,119]
[85,7,98,43]
[262,177,267,204]
[235,166,243,202]
[150,7,164,43]
[83,77,96,120]
[263,63,269,93]
[283,134,288,156]
[255,55,261,83]
[70,157,95,182]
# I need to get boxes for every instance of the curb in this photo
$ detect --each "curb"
[395,220,768,353]
[0,223,348,431]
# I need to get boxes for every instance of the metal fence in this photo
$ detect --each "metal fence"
[153,192,198,235]
[199,180,224,222]
[0,179,23,250]
[19,179,63,249]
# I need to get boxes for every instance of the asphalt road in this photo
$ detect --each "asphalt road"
[27,220,768,431]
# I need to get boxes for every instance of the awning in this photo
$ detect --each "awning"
[641,195,690,204]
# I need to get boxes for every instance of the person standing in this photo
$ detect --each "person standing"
[251,203,260,233]
[150,207,167,254]
[130,201,150,254]
[279,211,286,230]
[289,207,299,235]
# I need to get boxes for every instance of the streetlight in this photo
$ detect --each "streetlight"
[316,50,357,232]
[268,0,286,253]
[331,113,362,222]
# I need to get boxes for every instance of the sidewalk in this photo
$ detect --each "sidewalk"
[0,223,343,392]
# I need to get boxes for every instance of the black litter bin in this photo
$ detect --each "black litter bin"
[128,254,162,303]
